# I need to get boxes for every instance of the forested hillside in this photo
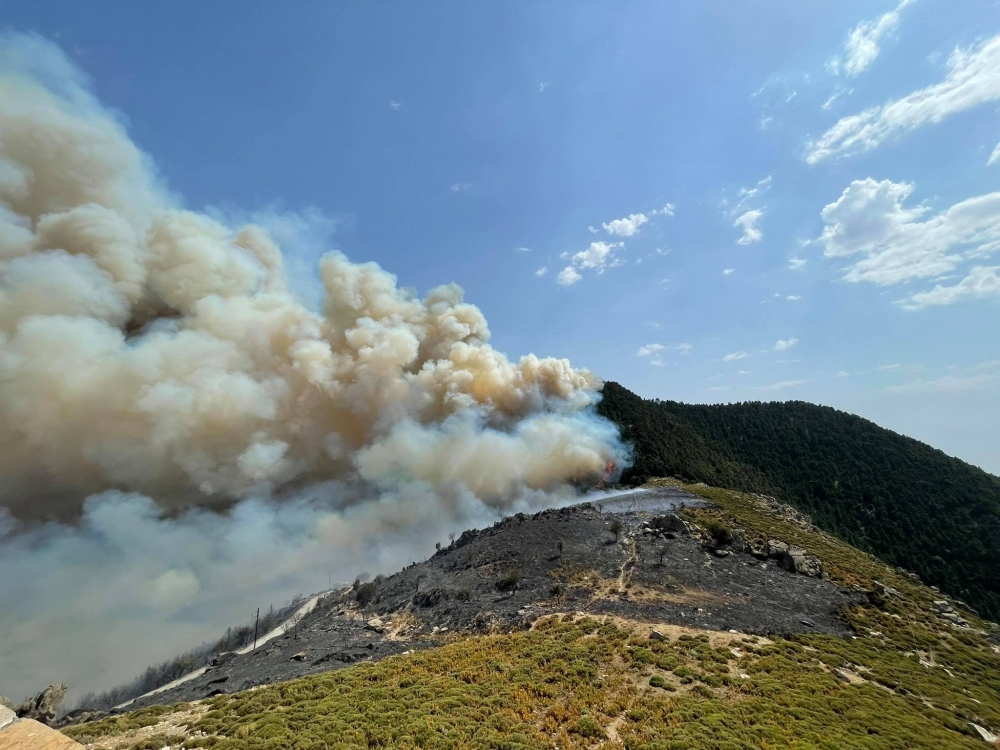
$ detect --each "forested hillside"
[598,381,1000,620]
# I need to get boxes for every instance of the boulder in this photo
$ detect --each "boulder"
[652,513,694,536]
[729,529,748,553]
[290,652,309,662]
[365,617,387,633]
[649,630,668,642]
[784,546,823,578]
[872,581,903,600]
[211,651,239,667]
[0,705,16,731]
[15,683,67,726]
[767,540,789,558]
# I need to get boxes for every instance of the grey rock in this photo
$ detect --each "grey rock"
[16,683,67,726]
[767,540,789,558]
[872,581,903,600]
[211,651,239,667]
[729,529,748,553]
[651,513,694,536]
[786,546,823,578]
[649,630,667,641]
[365,617,387,634]
[290,652,309,662]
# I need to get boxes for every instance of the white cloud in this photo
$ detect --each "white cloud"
[652,203,676,217]
[835,370,850,377]
[674,343,693,355]
[786,295,802,301]
[774,338,799,351]
[830,0,914,78]
[878,364,902,371]
[807,34,1000,163]
[587,226,598,234]
[815,178,1000,287]
[899,265,1000,310]
[734,209,764,245]
[450,182,472,192]
[534,267,548,277]
[737,370,751,375]
[988,142,1000,166]
[515,246,532,253]
[754,379,808,392]
[723,351,751,362]
[886,372,996,395]
[723,268,735,275]
[389,101,402,110]
[636,344,665,357]
[650,358,664,367]
[788,257,807,271]
[729,176,772,215]
[556,266,582,286]
[539,82,549,92]
[821,88,852,110]
[560,241,624,280]
[603,213,649,237]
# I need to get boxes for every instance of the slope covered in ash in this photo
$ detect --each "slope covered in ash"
[74,486,860,714]
[598,381,1000,620]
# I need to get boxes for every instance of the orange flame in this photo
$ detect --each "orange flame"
[594,461,615,489]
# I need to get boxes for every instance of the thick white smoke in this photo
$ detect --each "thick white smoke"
[0,33,627,702]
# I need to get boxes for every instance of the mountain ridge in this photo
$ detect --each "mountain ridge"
[597,381,1000,620]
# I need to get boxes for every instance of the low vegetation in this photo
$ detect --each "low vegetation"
[65,481,1000,749]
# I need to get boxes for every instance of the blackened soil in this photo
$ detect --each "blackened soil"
[120,489,863,710]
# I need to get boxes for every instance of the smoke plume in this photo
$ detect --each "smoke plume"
[0,33,627,702]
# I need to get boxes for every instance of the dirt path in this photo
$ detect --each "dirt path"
[617,535,638,593]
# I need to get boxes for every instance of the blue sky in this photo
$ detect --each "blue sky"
[4,1,1000,473]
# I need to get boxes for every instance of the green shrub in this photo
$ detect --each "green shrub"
[574,715,605,739]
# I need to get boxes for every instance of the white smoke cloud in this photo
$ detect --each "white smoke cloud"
[0,33,628,702]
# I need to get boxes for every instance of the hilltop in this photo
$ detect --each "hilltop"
[597,381,1000,621]
[58,480,1000,749]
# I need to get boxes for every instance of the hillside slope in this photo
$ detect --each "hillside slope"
[62,481,1000,749]
[597,381,1000,620]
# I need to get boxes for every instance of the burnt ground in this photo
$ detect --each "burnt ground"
[112,487,864,713]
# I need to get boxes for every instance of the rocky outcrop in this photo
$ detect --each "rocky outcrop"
[933,600,971,628]
[640,514,695,539]
[782,546,823,578]
[211,651,239,668]
[14,684,67,726]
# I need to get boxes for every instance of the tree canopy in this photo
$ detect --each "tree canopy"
[598,381,1000,620]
